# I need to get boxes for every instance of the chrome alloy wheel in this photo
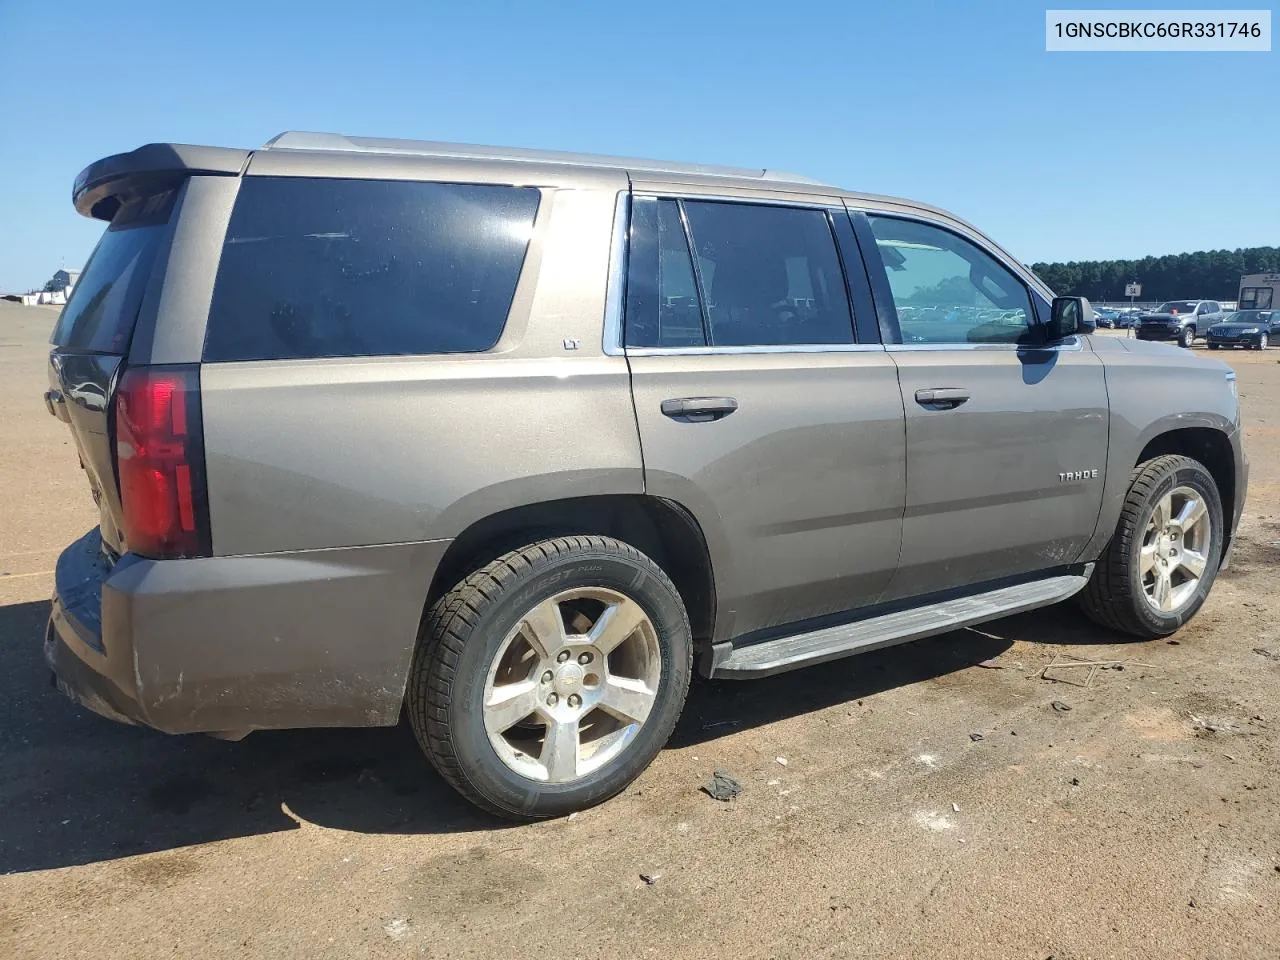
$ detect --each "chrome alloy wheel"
[1140,485,1212,613]
[482,588,662,783]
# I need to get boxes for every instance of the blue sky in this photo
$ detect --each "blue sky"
[0,0,1275,291]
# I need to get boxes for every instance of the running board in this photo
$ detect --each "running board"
[711,571,1091,679]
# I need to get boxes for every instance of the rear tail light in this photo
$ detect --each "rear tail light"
[114,365,211,559]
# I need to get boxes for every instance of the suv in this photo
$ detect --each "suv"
[1135,299,1225,347]
[44,134,1248,820]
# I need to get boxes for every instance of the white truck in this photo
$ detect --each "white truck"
[1238,273,1280,311]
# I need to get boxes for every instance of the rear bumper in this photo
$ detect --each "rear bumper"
[46,529,450,735]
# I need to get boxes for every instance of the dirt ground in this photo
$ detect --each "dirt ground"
[1,302,1277,960]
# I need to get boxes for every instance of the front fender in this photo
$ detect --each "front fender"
[1083,337,1239,559]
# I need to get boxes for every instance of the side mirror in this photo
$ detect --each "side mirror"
[1049,296,1096,339]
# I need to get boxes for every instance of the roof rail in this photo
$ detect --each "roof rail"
[262,131,829,186]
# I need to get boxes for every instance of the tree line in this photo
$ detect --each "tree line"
[1030,246,1280,302]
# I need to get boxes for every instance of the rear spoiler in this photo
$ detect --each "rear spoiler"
[73,143,249,221]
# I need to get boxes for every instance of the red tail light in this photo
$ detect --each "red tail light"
[114,365,211,559]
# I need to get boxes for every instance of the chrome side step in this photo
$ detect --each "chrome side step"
[711,571,1091,679]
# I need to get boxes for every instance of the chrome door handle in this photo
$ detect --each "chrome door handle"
[660,397,739,423]
[914,387,970,409]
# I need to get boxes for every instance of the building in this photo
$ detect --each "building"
[49,268,80,295]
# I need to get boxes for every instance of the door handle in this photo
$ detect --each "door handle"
[660,397,738,423]
[914,387,970,409]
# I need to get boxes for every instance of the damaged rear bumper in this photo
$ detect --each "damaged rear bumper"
[46,529,450,735]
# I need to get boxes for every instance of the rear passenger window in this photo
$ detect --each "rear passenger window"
[204,177,540,361]
[625,198,854,348]
[624,198,705,348]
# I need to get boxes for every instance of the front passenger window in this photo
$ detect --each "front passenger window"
[867,216,1034,345]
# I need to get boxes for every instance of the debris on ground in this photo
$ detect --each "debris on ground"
[1188,712,1237,733]
[567,811,579,821]
[775,757,788,766]
[1051,700,1073,713]
[701,719,740,730]
[639,873,660,885]
[977,659,1003,669]
[969,732,985,742]
[951,803,960,813]
[1040,654,1154,688]
[766,778,780,786]
[701,770,743,801]
[383,918,410,941]
[1254,647,1279,661]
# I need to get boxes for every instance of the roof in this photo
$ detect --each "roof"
[262,131,834,188]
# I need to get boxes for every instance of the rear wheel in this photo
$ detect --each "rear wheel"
[407,536,693,820]
[1078,455,1222,638]
[1178,326,1194,348]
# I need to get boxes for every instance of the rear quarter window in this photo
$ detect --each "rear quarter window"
[203,177,540,361]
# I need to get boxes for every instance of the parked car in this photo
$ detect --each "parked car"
[43,133,1248,820]
[1135,300,1226,347]
[1093,307,1120,328]
[1207,309,1280,350]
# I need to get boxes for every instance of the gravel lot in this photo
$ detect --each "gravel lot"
[2,302,1277,960]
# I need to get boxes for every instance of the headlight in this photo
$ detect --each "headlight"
[1241,327,1261,334]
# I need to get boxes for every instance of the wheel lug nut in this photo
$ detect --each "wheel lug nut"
[567,694,581,708]
[557,650,570,663]
[578,652,592,665]
[541,670,553,684]
[547,693,559,706]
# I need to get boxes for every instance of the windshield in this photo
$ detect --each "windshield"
[1155,301,1197,314]
[1222,310,1273,324]
[50,190,175,354]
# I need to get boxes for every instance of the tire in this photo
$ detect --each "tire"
[1257,333,1269,350]
[407,535,693,820]
[1178,326,1194,348]
[1077,455,1223,638]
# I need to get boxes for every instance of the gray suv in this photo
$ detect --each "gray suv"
[1135,299,1226,347]
[44,133,1248,819]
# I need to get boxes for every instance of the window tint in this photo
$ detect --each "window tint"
[683,201,853,346]
[51,191,175,354]
[624,198,706,348]
[624,198,854,348]
[867,216,1033,345]
[204,177,540,361]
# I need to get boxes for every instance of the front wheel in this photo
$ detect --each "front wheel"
[1257,333,1269,350]
[1078,455,1223,638]
[1178,326,1194,348]
[407,535,693,820]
